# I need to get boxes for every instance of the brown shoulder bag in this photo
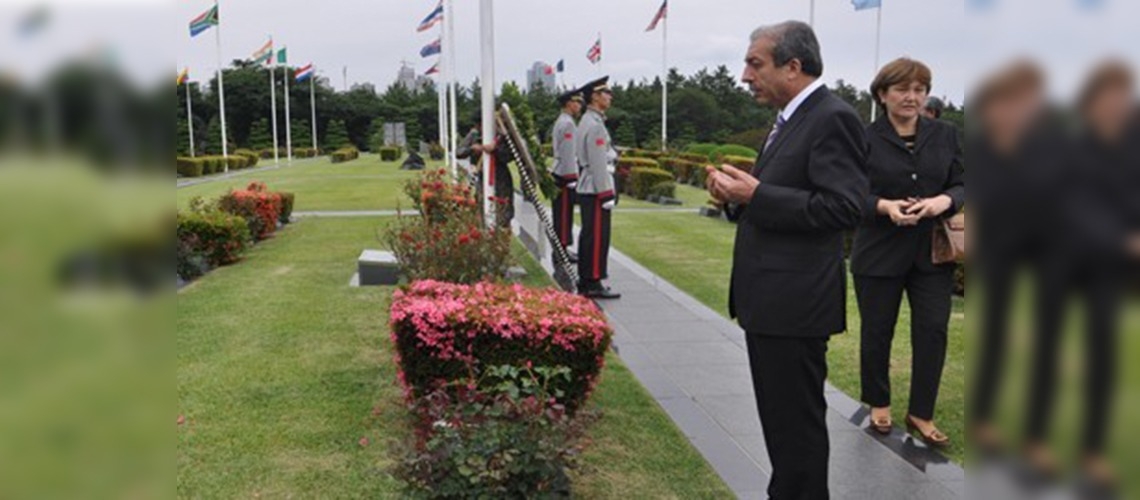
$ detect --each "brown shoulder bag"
[932,212,966,264]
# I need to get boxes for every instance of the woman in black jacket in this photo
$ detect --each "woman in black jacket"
[852,58,964,448]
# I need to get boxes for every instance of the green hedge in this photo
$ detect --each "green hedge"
[712,144,759,161]
[293,147,319,158]
[278,192,295,224]
[330,146,360,163]
[685,143,718,159]
[176,208,252,279]
[378,146,402,161]
[176,157,204,178]
[649,180,676,199]
[622,148,667,160]
[720,154,756,171]
[693,164,711,188]
[659,157,703,183]
[234,149,260,168]
[226,156,249,171]
[629,167,674,200]
[615,157,660,170]
[674,152,709,164]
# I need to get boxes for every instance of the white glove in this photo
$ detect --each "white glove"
[602,200,615,210]
[567,182,578,189]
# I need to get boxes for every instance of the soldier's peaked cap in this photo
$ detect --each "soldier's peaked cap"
[581,76,611,103]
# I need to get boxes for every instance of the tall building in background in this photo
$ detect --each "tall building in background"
[396,62,429,93]
[526,61,557,92]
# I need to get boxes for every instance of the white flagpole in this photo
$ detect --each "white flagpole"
[269,38,279,165]
[810,0,816,27]
[215,0,229,167]
[479,0,495,228]
[871,4,882,122]
[439,21,451,173]
[661,11,668,151]
[283,55,292,163]
[309,70,318,151]
[185,79,196,157]
[446,0,459,175]
[438,71,447,163]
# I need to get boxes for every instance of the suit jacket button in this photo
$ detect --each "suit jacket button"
[911,173,918,180]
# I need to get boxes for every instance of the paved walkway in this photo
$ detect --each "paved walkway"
[512,198,964,499]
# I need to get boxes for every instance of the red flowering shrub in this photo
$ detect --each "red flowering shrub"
[177,198,252,278]
[389,280,613,413]
[385,169,513,284]
[218,181,283,240]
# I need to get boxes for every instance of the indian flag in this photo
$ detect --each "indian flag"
[189,5,218,38]
[295,64,314,82]
[250,39,273,65]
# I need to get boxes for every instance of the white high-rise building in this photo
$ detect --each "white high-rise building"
[526,62,557,92]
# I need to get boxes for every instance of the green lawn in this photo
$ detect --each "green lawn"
[176,155,446,212]
[177,216,732,497]
[608,211,968,462]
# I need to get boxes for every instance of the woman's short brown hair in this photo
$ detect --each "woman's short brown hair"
[1077,59,1134,112]
[870,57,933,107]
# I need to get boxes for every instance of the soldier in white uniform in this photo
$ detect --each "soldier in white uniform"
[575,76,621,299]
[551,87,585,262]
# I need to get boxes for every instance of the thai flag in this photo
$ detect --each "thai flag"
[645,0,667,32]
[420,38,442,58]
[416,1,444,32]
[295,64,314,82]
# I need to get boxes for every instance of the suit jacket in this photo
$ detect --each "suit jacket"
[726,86,870,337]
[849,116,965,277]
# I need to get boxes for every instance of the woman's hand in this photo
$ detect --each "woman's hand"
[877,198,920,226]
[905,195,953,219]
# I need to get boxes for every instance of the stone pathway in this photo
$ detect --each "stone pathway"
[512,197,964,499]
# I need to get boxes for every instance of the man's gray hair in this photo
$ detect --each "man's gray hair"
[750,21,823,78]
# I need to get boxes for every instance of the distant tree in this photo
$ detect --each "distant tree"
[247,118,271,150]
[323,119,350,150]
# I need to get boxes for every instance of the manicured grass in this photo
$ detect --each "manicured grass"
[176,155,446,212]
[608,211,968,463]
[177,216,732,497]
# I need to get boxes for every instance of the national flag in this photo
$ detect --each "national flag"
[250,39,273,65]
[189,5,219,38]
[296,64,314,82]
[425,62,440,76]
[416,1,444,32]
[851,0,881,11]
[177,67,189,86]
[556,59,565,73]
[277,47,288,64]
[586,37,602,64]
[645,0,667,32]
[420,38,442,58]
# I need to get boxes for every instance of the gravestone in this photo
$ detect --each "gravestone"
[357,250,400,285]
[382,123,407,148]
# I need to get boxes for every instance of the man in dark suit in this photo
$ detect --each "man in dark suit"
[706,21,869,500]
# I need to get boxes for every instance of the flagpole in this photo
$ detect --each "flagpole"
[479,0,495,228]
[269,38,280,166]
[661,11,668,151]
[284,59,292,163]
[310,70,318,151]
[446,0,459,176]
[810,0,816,27]
[870,4,882,122]
[439,20,451,175]
[215,0,229,167]
[185,78,196,157]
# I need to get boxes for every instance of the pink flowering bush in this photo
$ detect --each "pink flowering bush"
[389,280,613,413]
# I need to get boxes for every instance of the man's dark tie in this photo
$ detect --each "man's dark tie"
[762,114,787,154]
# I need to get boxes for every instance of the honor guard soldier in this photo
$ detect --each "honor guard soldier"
[551,87,585,262]
[575,76,621,299]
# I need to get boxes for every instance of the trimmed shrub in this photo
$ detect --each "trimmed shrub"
[674,152,710,164]
[217,181,283,240]
[378,146,402,161]
[176,157,204,178]
[389,280,613,413]
[659,157,703,183]
[428,142,445,160]
[234,148,260,168]
[225,156,248,171]
[393,365,598,498]
[615,157,660,171]
[721,154,756,171]
[685,143,718,159]
[330,146,359,163]
[649,180,676,199]
[629,167,674,200]
[693,163,712,188]
[293,147,319,158]
[622,148,666,160]
[177,200,252,278]
[277,192,295,224]
[724,128,768,151]
[713,144,759,161]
